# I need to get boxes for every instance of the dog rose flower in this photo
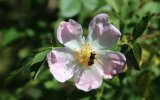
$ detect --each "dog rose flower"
[47,13,126,92]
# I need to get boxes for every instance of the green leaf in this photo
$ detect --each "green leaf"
[44,80,60,90]
[33,60,46,80]
[96,5,112,13]
[105,0,119,12]
[37,20,47,28]
[59,0,81,18]
[120,44,141,70]
[25,28,35,37]
[1,28,24,47]
[132,13,154,42]
[142,1,160,14]
[30,48,51,66]
[20,47,52,80]
[132,42,142,62]
[81,0,98,11]
[111,76,120,86]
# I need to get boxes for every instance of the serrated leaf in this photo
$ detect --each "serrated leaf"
[132,13,154,42]
[29,47,51,80]
[30,48,51,66]
[120,44,141,70]
[128,47,141,70]
[59,0,81,18]
[20,47,51,80]
[132,42,142,62]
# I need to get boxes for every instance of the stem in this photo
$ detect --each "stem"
[97,82,105,100]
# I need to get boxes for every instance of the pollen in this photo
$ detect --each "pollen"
[75,44,96,66]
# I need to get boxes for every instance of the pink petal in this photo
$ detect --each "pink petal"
[47,48,73,82]
[88,13,121,49]
[74,66,102,92]
[57,19,84,50]
[99,51,126,78]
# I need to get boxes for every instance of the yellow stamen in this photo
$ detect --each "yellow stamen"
[75,44,96,66]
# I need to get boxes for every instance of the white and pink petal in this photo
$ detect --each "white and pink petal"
[98,51,126,78]
[87,13,121,49]
[57,19,84,51]
[74,65,102,92]
[47,48,74,82]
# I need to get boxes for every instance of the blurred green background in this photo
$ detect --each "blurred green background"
[0,0,160,100]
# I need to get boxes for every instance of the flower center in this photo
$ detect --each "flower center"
[75,44,96,66]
